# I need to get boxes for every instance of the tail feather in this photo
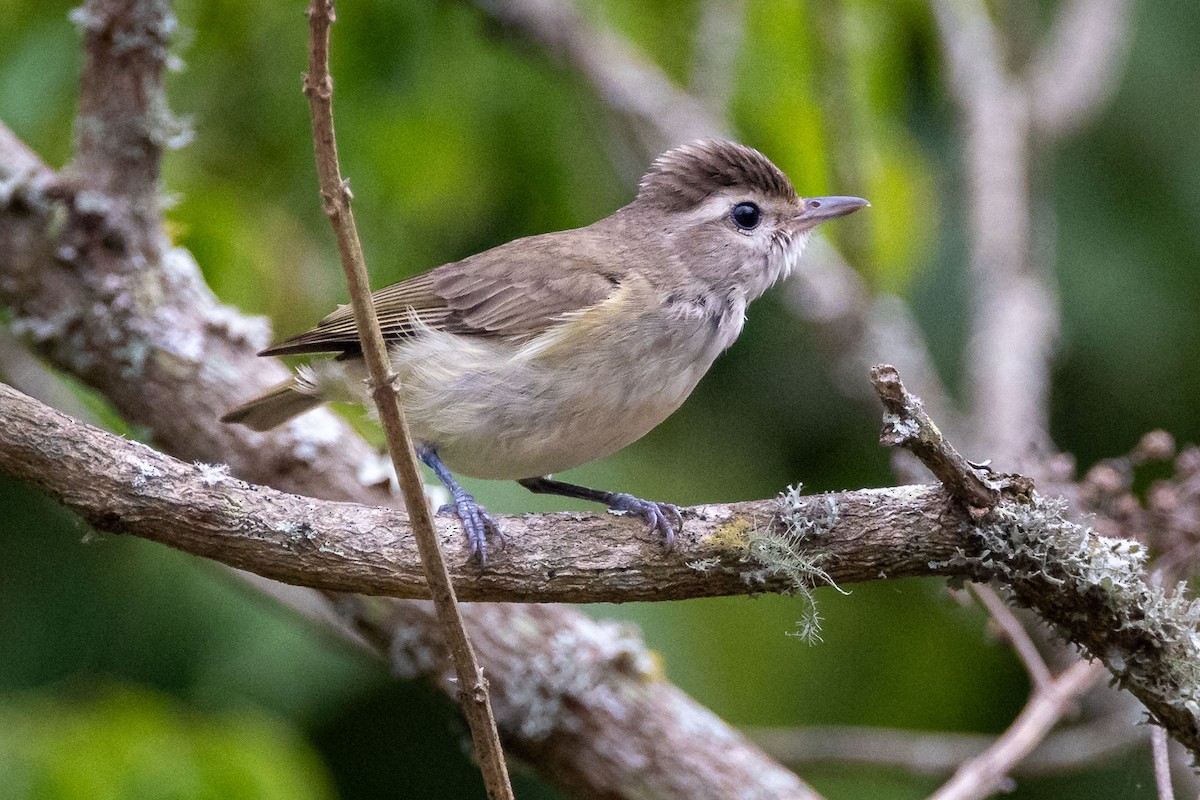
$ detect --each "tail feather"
[221,380,324,432]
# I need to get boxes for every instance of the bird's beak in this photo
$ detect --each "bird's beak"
[796,196,870,226]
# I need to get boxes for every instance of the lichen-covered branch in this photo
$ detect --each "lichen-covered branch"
[873,364,1200,759]
[0,380,969,603]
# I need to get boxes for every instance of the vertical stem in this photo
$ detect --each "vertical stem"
[302,3,513,797]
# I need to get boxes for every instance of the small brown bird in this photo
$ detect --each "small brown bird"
[224,140,867,561]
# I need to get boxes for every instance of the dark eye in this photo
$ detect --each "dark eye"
[731,202,761,231]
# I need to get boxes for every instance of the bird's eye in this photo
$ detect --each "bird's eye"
[731,202,761,231]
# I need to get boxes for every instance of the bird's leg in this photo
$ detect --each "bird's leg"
[416,445,503,563]
[518,476,683,550]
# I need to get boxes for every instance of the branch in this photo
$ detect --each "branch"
[0,380,972,602]
[5,361,1200,763]
[302,4,510,795]
[1029,0,1134,138]
[746,714,1149,777]
[968,583,1052,690]
[871,364,1009,512]
[1152,725,1175,800]
[929,660,1105,800]
[931,0,1134,466]
[872,365,1200,762]
[473,0,726,154]
[67,0,177,213]
[930,0,1056,465]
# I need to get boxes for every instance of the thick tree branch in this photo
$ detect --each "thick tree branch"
[0,380,969,603]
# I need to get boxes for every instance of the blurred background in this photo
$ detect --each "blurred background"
[2,0,1198,797]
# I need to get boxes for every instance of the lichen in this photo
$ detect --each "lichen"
[973,493,1200,736]
[742,484,847,643]
[193,461,230,486]
[703,518,753,551]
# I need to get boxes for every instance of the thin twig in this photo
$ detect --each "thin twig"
[929,660,1104,800]
[1152,725,1175,800]
[302,3,512,796]
[746,715,1149,777]
[871,364,1009,512]
[968,583,1053,690]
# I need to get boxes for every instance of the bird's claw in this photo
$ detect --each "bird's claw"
[438,494,505,565]
[609,493,683,551]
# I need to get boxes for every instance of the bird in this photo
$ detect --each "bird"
[223,139,868,562]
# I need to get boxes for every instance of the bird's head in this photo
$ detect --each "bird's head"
[633,139,868,299]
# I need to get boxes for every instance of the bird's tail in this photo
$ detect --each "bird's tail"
[221,379,324,431]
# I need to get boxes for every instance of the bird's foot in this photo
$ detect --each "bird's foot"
[438,490,505,565]
[608,493,683,550]
[418,445,504,565]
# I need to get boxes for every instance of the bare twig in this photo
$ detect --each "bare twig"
[746,715,1149,777]
[871,364,1008,512]
[930,660,1104,800]
[968,583,1053,690]
[302,3,511,796]
[1152,725,1175,800]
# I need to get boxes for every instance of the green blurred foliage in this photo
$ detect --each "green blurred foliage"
[0,686,335,800]
[1,0,1197,797]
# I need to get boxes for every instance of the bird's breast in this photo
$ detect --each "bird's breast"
[392,283,742,479]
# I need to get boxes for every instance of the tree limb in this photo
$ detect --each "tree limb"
[930,660,1105,800]
[0,380,969,603]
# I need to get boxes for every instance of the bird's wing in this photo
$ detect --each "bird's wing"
[260,231,623,356]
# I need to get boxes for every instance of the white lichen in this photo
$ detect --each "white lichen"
[193,461,230,486]
[973,493,1200,727]
[742,484,848,644]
